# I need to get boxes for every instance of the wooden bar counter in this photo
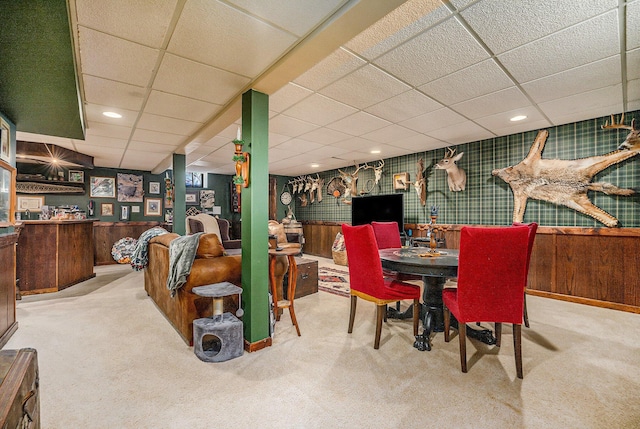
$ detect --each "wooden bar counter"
[16,220,96,295]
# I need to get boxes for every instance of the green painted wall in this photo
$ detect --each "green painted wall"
[295,110,640,228]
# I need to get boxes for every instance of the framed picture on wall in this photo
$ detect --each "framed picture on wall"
[149,182,160,194]
[68,170,84,183]
[0,118,10,163]
[117,173,143,202]
[185,191,198,205]
[393,172,409,190]
[101,203,114,216]
[145,198,162,216]
[120,205,130,220]
[0,160,16,226]
[16,195,44,212]
[90,177,116,198]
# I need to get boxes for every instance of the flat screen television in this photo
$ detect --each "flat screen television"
[351,193,404,233]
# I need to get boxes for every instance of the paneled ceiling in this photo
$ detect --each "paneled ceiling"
[8,0,640,176]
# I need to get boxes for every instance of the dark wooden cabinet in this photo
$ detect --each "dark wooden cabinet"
[16,220,95,295]
[0,233,18,348]
[93,221,162,265]
[0,348,39,429]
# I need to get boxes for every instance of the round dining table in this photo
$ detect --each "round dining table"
[379,247,495,351]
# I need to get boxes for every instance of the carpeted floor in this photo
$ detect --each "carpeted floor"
[5,257,640,428]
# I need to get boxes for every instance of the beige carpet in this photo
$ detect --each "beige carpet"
[6,258,640,429]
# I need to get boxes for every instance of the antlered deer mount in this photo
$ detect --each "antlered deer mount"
[492,114,640,227]
[435,147,466,191]
[408,158,427,205]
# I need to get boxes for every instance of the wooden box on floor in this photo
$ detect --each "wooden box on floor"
[284,257,318,299]
[0,348,40,428]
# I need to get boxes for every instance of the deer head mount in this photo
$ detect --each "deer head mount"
[492,114,640,227]
[435,147,466,192]
[338,163,365,204]
[408,158,427,205]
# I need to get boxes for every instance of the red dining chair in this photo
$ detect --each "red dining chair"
[342,224,421,349]
[443,225,530,378]
[371,221,422,283]
[513,222,538,328]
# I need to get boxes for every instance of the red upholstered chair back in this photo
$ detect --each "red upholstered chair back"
[456,226,530,324]
[342,224,386,296]
[371,221,402,249]
[512,222,538,274]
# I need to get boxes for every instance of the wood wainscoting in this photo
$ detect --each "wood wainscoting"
[301,221,640,313]
[0,233,18,348]
[93,221,164,265]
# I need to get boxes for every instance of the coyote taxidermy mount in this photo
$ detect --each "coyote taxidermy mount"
[492,114,639,227]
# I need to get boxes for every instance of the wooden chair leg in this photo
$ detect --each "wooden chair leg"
[523,292,530,328]
[458,320,467,373]
[384,304,387,322]
[514,324,523,379]
[348,296,357,334]
[443,305,450,343]
[495,322,502,347]
[412,299,419,336]
[374,304,384,349]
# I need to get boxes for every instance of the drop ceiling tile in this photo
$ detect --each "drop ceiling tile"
[282,93,357,126]
[419,59,514,105]
[227,0,347,37]
[167,0,297,76]
[77,145,125,158]
[474,105,549,132]
[327,111,391,135]
[364,89,441,122]
[486,119,554,138]
[78,27,158,87]
[269,147,297,163]
[153,54,250,104]
[293,48,367,91]
[498,11,620,83]
[270,83,314,113]
[539,84,623,126]
[427,121,494,144]
[298,127,351,145]
[83,75,146,111]
[400,108,466,134]
[270,115,319,137]
[374,18,490,86]
[85,123,132,140]
[628,0,640,50]
[75,0,178,48]
[461,0,616,55]
[345,0,450,60]
[145,91,221,123]
[274,138,325,153]
[388,133,444,151]
[522,56,621,104]
[628,48,640,81]
[627,78,640,111]
[120,150,168,170]
[132,128,185,145]
[128,140,178,153]
[449,0,477,9]
[452,87,530,119]
[137,112,200,136]
[84,104,139,127]
[361,124,420,144]
[303,144,352,159]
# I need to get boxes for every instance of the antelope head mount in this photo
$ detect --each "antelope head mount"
[338,163,365,203]
[492,114,640,227]
[435,147,466,192]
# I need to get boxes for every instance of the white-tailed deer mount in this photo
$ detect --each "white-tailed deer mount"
[435,147,466,192]
[408,158,427,205]
[338,163,365,204]
[492,114,640,227]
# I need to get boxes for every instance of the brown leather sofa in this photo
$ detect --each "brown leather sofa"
[144,232,242,346]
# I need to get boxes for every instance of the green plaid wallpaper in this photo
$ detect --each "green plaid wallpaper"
[292,110,640,228]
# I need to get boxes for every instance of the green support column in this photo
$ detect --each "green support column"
[240,90,270,346]
[172,154,186,235]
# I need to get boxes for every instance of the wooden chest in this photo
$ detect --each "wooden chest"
[0,348,40,429]
[285,257,318,299]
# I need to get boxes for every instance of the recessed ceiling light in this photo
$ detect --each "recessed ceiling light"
[103,111,122,119]
[371,150,381,154]
[510,115,527,122]
[311,163,320,168]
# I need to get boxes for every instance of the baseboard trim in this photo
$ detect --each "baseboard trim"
[527,290,640,314]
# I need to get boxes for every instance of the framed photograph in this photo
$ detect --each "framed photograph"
[68,170,84,182]
[186,172,203,187]
[90,176,116,198]
[393,172,409,190]
[120,205,130,221]
[101,203,114,217]
[144,198,162,216]
[200,190,215,208]
[17,195,45,212]
[149,181,160,194]
[0,118,10,163]
[185,191,198,205]
[117,173,143,202]
[0,160,16,226]
[131,205,140,213]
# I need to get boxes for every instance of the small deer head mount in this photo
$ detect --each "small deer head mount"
[435,147,466,192]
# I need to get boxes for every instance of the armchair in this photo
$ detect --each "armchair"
[186,214,241,252]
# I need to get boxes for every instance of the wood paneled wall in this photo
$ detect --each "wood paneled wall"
[0,234,18,348]
[94,221,163,265]
[302,221,640,313]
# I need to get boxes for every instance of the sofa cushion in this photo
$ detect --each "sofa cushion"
[196,233,225,258]
[150,233,180,247]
